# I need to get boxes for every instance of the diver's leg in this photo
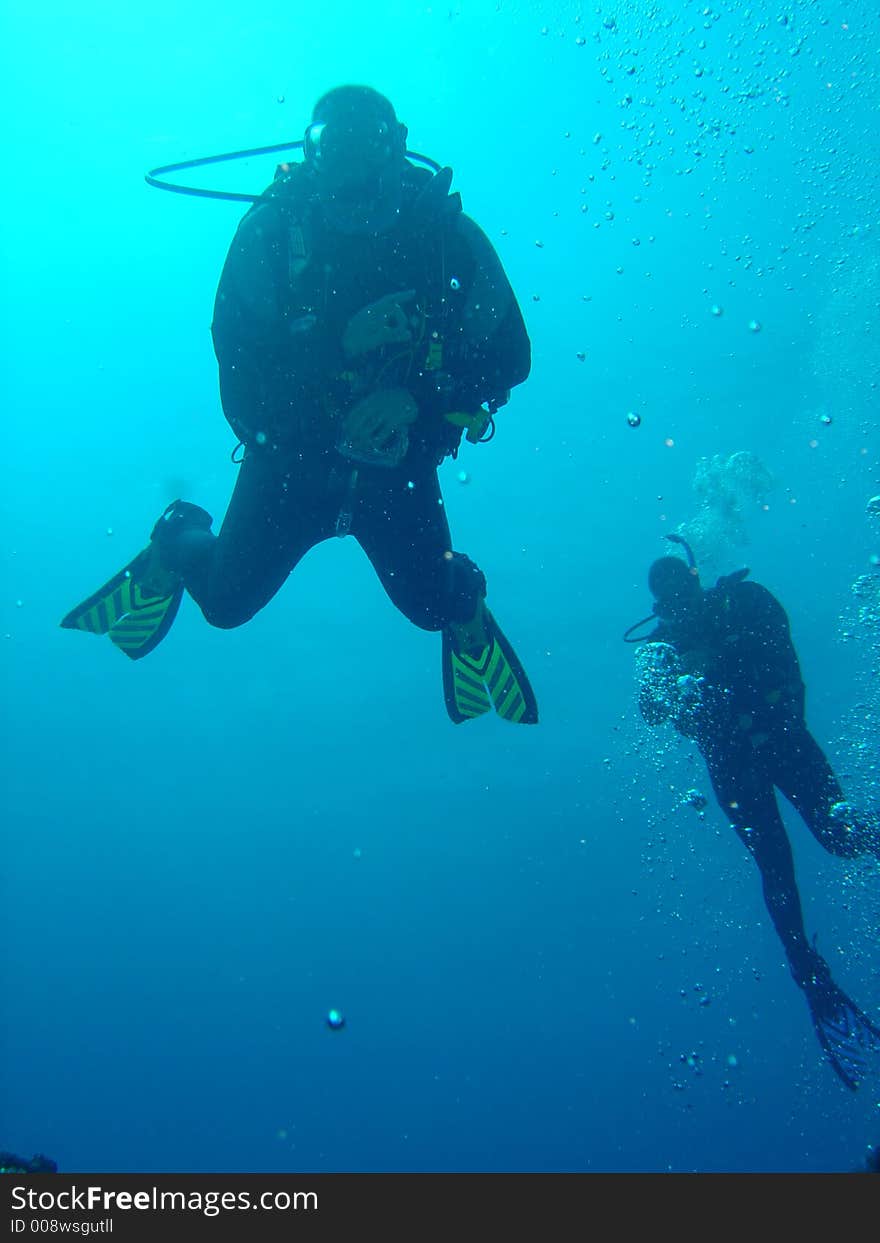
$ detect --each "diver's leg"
[159,452,331,629]
[706,746,880,1088]
[774,728,879,858]
[706,750,815,976]
[352,470,481,630]
[353,469,537,723]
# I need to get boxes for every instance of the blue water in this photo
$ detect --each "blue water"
[2,0,878,1173]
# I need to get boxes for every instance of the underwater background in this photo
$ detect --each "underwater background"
[2,0,878,1174]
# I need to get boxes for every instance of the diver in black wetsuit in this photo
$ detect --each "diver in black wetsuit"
[628,538,880,1090]
[62,85,537,726]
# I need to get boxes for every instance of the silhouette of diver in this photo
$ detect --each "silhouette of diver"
[628,536,880,1090]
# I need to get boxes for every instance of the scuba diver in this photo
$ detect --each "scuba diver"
[626,535,880,1091]
[62,85,538,726]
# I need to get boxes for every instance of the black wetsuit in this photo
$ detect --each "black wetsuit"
[648,576,874,982]
[173,161,530,632]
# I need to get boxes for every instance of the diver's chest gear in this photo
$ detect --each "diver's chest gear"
[335,423,410,470]
[289,187,466,385]
[263,164,486,459]
[219,157,527,463]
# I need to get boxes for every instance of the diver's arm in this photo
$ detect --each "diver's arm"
[447,213,531,410]
[211,203,341,446]
[636,640,682,727]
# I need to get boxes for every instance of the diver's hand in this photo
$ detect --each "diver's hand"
[635,642,682,726]
[342,387,418,453]
[343,291,416,358]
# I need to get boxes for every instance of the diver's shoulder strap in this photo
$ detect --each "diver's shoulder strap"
[260,163,319,282]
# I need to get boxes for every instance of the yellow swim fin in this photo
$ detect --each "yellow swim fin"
[442,604,538,725]
[60,546,183,660]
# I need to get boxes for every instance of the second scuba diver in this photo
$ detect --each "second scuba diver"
[627,535,880,1090]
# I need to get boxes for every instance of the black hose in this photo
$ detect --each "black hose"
[622,613,660,643]
[145,141,442,203]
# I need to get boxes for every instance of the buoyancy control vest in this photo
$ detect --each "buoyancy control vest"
[225,160,529,464]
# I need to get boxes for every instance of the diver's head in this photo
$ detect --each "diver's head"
[649,556,704,623]
[305,85,407,234]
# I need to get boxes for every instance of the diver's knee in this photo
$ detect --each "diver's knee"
[824,802,879,858]
[198,597,258,630]
[395,596,445,632]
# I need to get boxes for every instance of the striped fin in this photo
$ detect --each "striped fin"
[61,555,147,635]
[450,649,493,718]
[441,608,538,725]
[61,549,182,660]
[442,629,491,723]
[482,610,539,725]
[484,638,529,723]
[107,583,183,659]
